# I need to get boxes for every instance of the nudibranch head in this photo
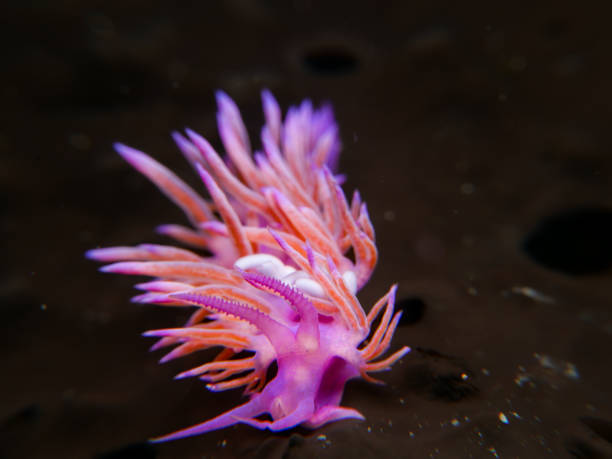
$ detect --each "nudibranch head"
[87,90,409,441]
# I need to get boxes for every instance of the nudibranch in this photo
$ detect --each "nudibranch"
[87,90,409,442]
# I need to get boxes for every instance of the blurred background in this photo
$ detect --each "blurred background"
[1,1,611,457]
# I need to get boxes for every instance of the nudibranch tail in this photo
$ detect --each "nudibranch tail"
[89,90,409,441]
[150,397,266,443]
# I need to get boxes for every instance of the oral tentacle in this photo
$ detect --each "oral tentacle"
[169,292,295,351]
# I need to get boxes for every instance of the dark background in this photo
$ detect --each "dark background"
[1,1,611,457]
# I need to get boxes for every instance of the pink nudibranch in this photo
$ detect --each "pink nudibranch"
[87,90,409,442]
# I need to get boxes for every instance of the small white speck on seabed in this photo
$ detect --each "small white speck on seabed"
[514,372,532,387]
[509,286,555,304]
[564,362,580,379]
[316,434,332,448]
[534,353,580,379]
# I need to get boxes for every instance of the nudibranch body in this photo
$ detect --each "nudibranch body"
[87,90,409,442]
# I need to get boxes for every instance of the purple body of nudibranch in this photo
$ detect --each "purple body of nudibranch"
[87,90,409,441]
